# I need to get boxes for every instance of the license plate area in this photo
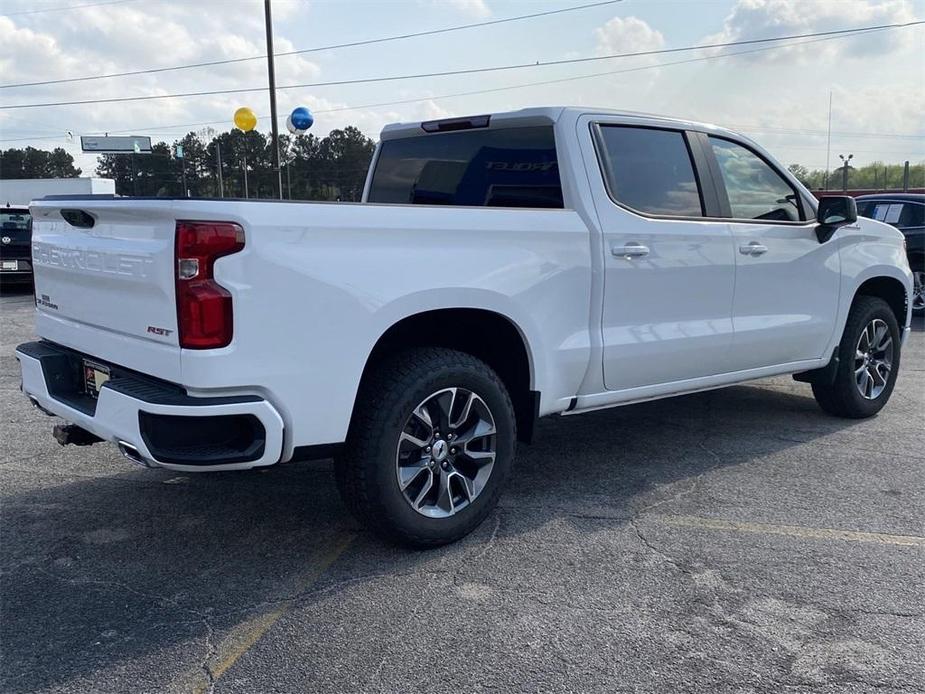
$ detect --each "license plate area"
[1,260,19,271]
[83,360,111,399]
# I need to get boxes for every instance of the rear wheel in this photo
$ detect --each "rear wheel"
[336,348,515,548]
[812,296,901,418]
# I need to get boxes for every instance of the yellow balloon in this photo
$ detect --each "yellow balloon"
[234,107,257,132]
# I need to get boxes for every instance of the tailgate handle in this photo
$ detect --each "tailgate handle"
[60,209,95,229]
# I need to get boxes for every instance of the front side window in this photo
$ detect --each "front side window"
[883,203,904,224]
[367,126,562,208]
[709,137,803,222]
[856,201,876,218]
[596,125,703,217]
[870,203,891,222]
[899,203,924,227]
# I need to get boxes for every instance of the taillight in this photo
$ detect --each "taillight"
[175,221,245,349]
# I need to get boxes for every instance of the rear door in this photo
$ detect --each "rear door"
[580,118,736,391]
[702,135,840,370]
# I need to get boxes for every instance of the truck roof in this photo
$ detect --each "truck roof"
[379,106,746,142]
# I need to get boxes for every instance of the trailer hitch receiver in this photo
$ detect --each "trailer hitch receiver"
[52,423,103,447]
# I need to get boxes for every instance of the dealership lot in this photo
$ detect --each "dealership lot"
[1,286,922,694]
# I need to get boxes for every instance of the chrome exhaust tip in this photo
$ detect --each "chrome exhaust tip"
[30,397,55,417]
[118,441,154,468]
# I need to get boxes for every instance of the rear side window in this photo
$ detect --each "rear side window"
[595,125,704,217]
[367,126,562,208]
[709,137,803,222]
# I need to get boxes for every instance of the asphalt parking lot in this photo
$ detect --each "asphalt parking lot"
[1,285,923,694]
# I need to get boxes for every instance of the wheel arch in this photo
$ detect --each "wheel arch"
[356,307,540,443]
[853,275,908,325]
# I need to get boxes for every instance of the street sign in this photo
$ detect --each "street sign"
[175,144,184,159]
[80,135,152,154]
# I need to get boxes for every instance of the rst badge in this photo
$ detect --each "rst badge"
[147,326,173,337]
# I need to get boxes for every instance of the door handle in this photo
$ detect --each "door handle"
[612,242,650,259]
[739,241,768,256]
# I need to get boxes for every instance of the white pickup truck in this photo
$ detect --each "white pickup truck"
[16,107,913,547]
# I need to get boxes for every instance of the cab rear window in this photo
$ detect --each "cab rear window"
[367,126,563,208]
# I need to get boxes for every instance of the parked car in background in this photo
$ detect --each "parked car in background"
[1,178,116,288]
[0,205,33,285]
[856,193,924,313]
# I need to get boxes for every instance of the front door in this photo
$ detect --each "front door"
[583,121,736,391]
[705,135,840,370]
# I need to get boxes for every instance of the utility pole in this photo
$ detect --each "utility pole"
[823,90,833,191]
[264,0,283,199]
[903,160,910,192]
[215,141,224,198]
[243,155,249,198]
[838,153,853,193]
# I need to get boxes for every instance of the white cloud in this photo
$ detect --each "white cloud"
[418,99,452,120]
[0,4,324,153]
[595,15,665,56]
[1,0,921,173]
[441,0,492,20]
[702,0,918,62]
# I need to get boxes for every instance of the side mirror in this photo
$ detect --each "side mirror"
[816,195,857,242]
[817,195,858,227]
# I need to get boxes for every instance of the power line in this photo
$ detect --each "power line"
[2,20,922,111]
[2,27,922,146]
[0,35,826,141]
[726,124,925,141]
[0,0,624,89]
[1,0,138,17]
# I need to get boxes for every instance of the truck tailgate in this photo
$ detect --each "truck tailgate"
[29,198,182,379]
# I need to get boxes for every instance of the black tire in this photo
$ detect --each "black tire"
[812,296,901,418]
[336,347,516,548]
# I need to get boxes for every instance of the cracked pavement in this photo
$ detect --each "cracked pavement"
[1,285,923,693]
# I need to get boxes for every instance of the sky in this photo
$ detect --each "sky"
[1,0,923,176]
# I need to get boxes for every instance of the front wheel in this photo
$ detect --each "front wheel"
[812,296,901,418]
[912,269,924,314]
[336,348,516,548]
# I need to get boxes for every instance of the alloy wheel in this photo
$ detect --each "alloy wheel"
[912,271,925,312]
[395,387,496,518]
[854,318,893,400]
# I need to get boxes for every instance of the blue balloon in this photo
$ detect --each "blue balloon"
[290,107,313,131]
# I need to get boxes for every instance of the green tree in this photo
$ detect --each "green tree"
[787,163,811,187]
[0,146,81,178]
[788,161,924,192]
[96,142,180,196]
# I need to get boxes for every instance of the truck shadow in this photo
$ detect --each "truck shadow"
[0,383,876,692]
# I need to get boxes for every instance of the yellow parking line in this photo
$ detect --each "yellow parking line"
[188,533,355,694]
[658,515,925,547]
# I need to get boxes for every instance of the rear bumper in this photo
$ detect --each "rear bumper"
[16,341,284,471]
